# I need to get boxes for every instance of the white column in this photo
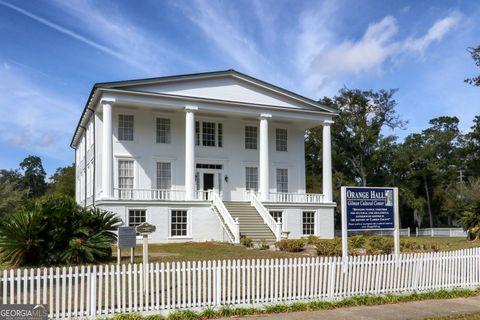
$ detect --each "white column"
[102,99,114,199]
[259,114,271,201]
[185,106,198,200]
[322,120,334,202]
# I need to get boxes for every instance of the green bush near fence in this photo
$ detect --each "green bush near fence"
[100,288,480,320]
[0,195,122,267]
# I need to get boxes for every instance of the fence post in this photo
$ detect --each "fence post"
[416,227,418,237]
[408,227,410,237]
[215,260,221,306]
[90,265,97,318]
[327,258,336,299]
[431,228,434,237]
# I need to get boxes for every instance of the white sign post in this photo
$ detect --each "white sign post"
[341,186,400,271]
[135,222,156,292]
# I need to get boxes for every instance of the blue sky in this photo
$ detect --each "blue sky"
[0,0,479,175]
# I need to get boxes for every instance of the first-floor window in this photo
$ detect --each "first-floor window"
[269,211,283,223]
[128,209,146,233]
[245,167,258,191]
[276,168,288,193]
[118,160,134,189]
[171,210,188,237]
[302,211,315,235]
[156,162,171,189]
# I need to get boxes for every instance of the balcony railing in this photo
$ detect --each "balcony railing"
[113,188,209,201]
[244,191,325,203]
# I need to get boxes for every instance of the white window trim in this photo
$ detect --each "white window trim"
[168,208,192,239]
[244,125,259,150]
[114,110,137,143]
[125,207,151,239]
[269,210,286,231]
[302,210,316,236]
[154,116,173,145]
[276,167,289,193]
[244,166,259,192]
[114,155,138,190]
[195,118,224,148]
[152,157,176,190]
[275,127,288,152]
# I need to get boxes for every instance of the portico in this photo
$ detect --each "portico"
[73,69,338,242]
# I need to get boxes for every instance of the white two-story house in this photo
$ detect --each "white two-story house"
[71,70,337,243]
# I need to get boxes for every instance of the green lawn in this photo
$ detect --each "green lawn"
[113,236,479,265]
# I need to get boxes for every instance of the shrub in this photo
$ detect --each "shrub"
[240,236,253,247]
[366,236,394,254]
[349,235,366,248]
[276,239,305,252]
[315,238,342,256]
[305,235,319,244]
[258,239,269,250]
[0,194,122,267]
[459,203,480,240]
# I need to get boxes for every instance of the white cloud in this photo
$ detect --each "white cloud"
[403,11,462,53]
[1,0,198,76]
[297,10,462,91]
[0,64,78,160]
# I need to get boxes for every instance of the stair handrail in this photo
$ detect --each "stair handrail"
[209,190,240,244]
[246,191,282,241]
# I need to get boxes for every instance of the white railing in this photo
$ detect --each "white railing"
[243,191,325,203]
[246,191,282,241]
[113,188,209,201]
[1,248,479,318]
[209,190,240,244]
[268,192,325,203]
[416,228,468,237]
[335,228,411,237]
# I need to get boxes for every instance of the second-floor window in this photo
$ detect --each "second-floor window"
[245,126,257,149]
[195,121,223,147]
[156,118,171,143]
[245,167,258,191]
[118,160,134,189]
[276,168,288,193]
[118,114,134,141]
[276,128,287,151]
[156,162,172,189]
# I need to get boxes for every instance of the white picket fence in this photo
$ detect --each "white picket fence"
[416,228,468,237]
[1,248,479,319]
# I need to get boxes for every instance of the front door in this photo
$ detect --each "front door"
[203,173,215,191]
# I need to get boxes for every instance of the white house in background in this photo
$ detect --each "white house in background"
[71,70,337,243]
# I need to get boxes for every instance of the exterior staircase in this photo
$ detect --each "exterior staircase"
[223,201,276,242]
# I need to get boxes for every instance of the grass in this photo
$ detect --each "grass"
[99,287,480,320]
[112,236,479,265]
[114,242,301,265]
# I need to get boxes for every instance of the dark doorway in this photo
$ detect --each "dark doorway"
[203,173,214,191]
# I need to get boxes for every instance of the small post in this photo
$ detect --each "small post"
[136,222,156,294]
[117,248,121,265]
[130,248,135,264]
[276,217,282,242]
[393,188,400,259]
[416,227,419,237]
[234,217,240,244]
[341,187,348,272]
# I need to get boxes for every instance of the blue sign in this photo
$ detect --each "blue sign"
[344,187,395,230]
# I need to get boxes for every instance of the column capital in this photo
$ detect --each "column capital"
[185,105,198,112]
[259,113,272,119]
[322,119,335,126]
[101,98,116,105]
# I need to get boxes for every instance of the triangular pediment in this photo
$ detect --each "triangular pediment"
[100,70,336,113]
